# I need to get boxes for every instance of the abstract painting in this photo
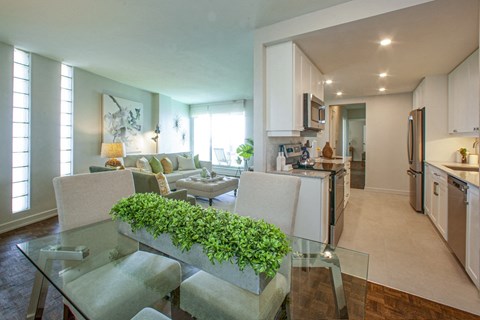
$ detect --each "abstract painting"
[102,94,143,153]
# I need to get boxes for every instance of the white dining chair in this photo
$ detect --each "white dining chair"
[131,307,171,320]
[53,170,181,320]
[179,171,301,320]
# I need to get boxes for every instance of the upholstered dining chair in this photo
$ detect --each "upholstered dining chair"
[53,170,181,320]
[179,171,301,320]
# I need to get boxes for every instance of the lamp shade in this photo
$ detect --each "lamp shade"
[101,142,126,158]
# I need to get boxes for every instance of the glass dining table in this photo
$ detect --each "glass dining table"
[17,219,369,320]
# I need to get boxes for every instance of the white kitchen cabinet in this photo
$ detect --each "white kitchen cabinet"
[466,184,479,288]
[413,78,425,108]
[266,41,324,137]
[424,164,432,216]
[448,49,479,134]
[425,164,448,240]
[293,176,329,243]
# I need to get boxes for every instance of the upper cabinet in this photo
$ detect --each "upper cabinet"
[448,49,479,134]
[266,41,324,137]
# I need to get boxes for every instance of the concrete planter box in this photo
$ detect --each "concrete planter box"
[118,221,290,295]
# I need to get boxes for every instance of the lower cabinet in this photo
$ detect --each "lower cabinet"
[466,185,479,289]
[425,164,448,240]
[293,176,329,243]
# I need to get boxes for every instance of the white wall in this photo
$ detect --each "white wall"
[327,93,413,194]
[0,48,61,232]
[74,68,156,172]
[158,94,191,153]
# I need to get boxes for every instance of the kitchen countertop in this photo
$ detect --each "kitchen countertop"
[314,156,351,164]
[426,161,479,188]
[267,169,331,179]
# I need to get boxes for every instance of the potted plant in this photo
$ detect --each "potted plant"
[236,138,254,171]
[110,193,290,294]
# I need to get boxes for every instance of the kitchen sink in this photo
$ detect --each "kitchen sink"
[443,165,479,172]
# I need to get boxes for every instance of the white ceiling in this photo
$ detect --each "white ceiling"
[295,0,479,101]
[0,0,349,104]
[0,0,477,105]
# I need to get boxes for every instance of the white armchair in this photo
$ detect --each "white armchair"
[179,171,301,320]
[53,170,181,320]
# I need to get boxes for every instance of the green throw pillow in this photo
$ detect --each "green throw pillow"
[149,156,164,174]
[194,154,201,169]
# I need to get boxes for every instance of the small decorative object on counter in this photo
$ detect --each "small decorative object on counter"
[459,147,468,164]
[276,146,285,171]
[322,142,334,159]
[210,171,217,178]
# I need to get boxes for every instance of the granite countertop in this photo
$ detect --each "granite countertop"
[267,169,330,179]
[426,161,479,188]
[314,156,351,164]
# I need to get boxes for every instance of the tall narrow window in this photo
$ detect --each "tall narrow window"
[60,64,73,176]
[12,49,30,213]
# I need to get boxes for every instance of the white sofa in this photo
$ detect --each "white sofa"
[123,152,212,190]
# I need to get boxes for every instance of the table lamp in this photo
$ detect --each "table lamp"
[101,142,126,167]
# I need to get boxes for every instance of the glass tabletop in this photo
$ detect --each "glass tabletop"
[17,219,369,320]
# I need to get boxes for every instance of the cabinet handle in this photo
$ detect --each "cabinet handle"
[433,172,441,177]
[433,182,439,196]
[453,129,458,133]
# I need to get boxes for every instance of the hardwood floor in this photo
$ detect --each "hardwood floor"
[350,161,365,189]
[1,216,479,320]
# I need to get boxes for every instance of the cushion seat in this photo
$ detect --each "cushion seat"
[131,307,170,320]
[180,271,288,320]
[64,251,181,320]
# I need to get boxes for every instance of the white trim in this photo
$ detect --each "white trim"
[0,209,57,234]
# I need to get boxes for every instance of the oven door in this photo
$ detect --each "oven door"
[330,170,346,246]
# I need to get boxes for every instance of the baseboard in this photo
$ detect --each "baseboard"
[0,209,57,234]
[364,187,409,196]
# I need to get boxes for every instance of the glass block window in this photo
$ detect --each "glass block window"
[60,64,73,176]
[12,48,30,213]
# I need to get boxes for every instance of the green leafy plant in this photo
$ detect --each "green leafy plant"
[110,193,290,278]
[236,138,254,160]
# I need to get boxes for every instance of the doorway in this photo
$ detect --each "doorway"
[329,103,366,189]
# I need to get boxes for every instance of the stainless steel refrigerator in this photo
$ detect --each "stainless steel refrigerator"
[406,108,425,212]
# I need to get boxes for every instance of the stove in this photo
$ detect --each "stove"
[281,143,345,246]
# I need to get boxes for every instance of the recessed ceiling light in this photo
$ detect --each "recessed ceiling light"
[379,87,386,92]
[325,79,333,84]
[380,38,391,46]
[379,72,387,78]
[336,91,343,96]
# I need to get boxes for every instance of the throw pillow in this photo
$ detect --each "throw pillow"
[149,156,164,174]
[194,154,201,169]
[136,157,152,173]
[155,173,171,196]
[161,157,174,174]
[177,155,196,171]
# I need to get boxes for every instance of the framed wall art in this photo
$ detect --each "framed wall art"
[102,94,143,154]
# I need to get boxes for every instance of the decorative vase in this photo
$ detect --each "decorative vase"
[322,142,334,159]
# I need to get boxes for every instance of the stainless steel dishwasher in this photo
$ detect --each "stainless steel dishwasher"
[447,175,468,267]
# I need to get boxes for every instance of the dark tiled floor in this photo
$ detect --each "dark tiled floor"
[351,161,365,189]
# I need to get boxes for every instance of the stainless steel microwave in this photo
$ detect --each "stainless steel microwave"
[303,93,325,131]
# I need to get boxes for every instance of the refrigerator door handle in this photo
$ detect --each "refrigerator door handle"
[407,116,413,165]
